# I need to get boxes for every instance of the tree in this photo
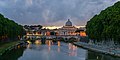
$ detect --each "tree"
[86,1,120,43]
[38,25,42,29]
[0,13,25,42]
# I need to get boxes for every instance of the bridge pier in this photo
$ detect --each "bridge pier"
[41,36,46,44]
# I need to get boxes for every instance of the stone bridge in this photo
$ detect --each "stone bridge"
[24,35,80,41]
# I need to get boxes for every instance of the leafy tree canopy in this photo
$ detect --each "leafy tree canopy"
[0,13,25,41]
[86,1,120,42]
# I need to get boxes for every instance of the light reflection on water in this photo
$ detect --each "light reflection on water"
[18,40,87,60]
[17,40,120,60]
[68,43,78,56]
[1,40,120,60]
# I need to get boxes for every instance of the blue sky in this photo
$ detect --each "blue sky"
[0,0,119,26]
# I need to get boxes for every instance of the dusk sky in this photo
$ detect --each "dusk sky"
[0,0,119,26]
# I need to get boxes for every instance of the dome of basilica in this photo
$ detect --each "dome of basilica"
[65,19,72,26]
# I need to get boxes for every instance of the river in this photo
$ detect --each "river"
[1,40,120,60]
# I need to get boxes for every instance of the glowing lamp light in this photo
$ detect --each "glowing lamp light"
[35,40,41,44]
[80,32,86,36]
[27,41,31,44]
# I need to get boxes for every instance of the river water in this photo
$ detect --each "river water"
[1,40,120,60]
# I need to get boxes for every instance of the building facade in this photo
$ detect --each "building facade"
[57,19,77,36]
[25,19,86,37]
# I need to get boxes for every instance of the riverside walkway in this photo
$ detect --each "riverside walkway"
[73,42,120,57]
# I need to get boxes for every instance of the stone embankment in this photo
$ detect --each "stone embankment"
[0,41,27,56]
[73,42,120,57]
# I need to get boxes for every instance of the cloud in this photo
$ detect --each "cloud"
[0,1,7,7]
[26,0,33,6]
[0,0,119,26]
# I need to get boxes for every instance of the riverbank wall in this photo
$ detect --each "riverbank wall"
[0,41,27,56]
[73,42,120,57]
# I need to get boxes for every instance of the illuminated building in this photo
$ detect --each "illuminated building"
[58,19,77,36]
[25,19,86,37]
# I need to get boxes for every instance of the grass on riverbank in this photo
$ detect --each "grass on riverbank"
[0,41,20,53]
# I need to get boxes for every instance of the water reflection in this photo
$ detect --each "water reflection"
[35,40,41,44]
[58,41,61,47]
[31,40,78,56]
[86,51,120,60]
[18,40,87,60]
[1,40,120,60]
[19,40,120,60]
[0,45,26,60]
[68,43,77,56]
[57,41,61,52]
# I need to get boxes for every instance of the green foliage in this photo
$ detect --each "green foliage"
[38,25,43,29]
[24,25,42,30]
[86,1,120,42]
[0,13,25,41]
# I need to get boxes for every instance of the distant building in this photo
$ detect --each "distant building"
[25,19,86,37]
[57,19,77,36]
[24,25,41,36]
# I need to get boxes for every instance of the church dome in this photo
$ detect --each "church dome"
[65,19,72,26]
